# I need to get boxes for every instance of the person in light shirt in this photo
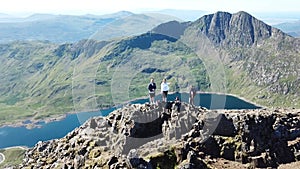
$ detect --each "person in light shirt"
[161,78,169,102]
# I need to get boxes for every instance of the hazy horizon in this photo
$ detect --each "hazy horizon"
[1,0,300,17]
[1,9,300,25]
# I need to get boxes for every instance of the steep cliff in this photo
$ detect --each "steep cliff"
[178,11,300,107]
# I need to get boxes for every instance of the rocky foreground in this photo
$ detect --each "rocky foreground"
[16,102,300,169]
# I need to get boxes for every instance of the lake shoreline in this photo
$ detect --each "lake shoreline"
[199,91,265,109]
[2,146,28,150]
[0,92,262,129]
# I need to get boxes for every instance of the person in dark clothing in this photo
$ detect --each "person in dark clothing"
[174,96,181,112]
[164,101,173,113]
[148,78,156,104]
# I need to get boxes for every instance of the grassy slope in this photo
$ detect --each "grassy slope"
[0,38,209,125]
[0,41,75,125]
[74,39,209,109]
[0,148,26,168]
[0,28,299,126]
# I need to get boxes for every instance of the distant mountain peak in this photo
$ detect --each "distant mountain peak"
[115,10,134,15]
[0,13,13,18]
[27,13,57,20]
[152,20,191,39]
[192,11,285,47]
[235,10,251,16]
[99,10,134,19]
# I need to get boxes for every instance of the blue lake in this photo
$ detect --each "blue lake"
[0,93,260,149]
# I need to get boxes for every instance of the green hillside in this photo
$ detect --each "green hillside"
[0,37,209,126]
[0,41,74,124]
[0,11,299,126]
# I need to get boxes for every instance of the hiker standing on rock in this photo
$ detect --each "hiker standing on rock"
[189,85,196,105]
[148,78,156,105]
[161,78,169,102]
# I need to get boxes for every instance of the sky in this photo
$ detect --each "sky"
[1,0,300,17]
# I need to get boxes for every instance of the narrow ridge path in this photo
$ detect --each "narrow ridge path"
[0,152,5,164]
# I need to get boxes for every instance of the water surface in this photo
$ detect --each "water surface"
[0,93,260,149]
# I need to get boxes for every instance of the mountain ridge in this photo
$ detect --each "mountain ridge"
[0,11,299,126]
[0,11,180,43]
[274,20,300,37]
[191,11,287,47]
[178,11,299,107]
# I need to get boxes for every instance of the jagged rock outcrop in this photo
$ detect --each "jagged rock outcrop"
[18,103,300,169]
[181,11,300,107]
[192,11,284,47]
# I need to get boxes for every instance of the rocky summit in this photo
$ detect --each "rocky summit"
[15,102,300,169]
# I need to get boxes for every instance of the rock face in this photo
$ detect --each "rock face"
[18,103,300,169]
[193,11,281,47]
[182,11,300,107]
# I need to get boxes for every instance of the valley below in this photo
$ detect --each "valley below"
[0,10,299,168]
